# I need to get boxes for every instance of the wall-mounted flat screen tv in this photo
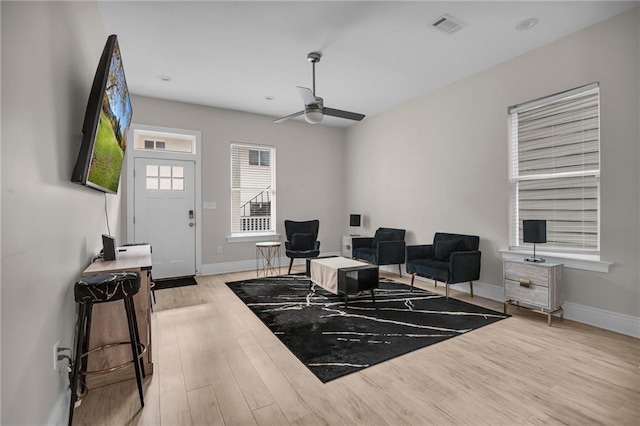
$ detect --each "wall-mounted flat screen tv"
[72,34,132,194]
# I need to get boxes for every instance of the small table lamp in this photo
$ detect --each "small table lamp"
[349,214,361,236]
[523,220,547,263]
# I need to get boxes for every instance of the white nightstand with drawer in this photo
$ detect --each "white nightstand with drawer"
[342,235,354,258]
[503,259,564,326]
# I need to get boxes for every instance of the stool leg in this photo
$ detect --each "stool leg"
[78,304,93,396]
[128,298,146,378]
[124,297,145,407]
[150,273,156,309]
[68,303,88,426]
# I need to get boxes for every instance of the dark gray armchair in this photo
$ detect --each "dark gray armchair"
[352,228,406,276]
[406,232,481,299]
[284,220,320,274]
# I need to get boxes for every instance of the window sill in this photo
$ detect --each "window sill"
[499,249,612,273]
[226,233,281,244]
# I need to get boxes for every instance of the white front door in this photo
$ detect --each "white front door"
[133,157,196,279]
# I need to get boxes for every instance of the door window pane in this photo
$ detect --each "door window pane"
[146,165,158,177]
[146,178,158,190]
[172,178,184,191]
[160,178,171,190]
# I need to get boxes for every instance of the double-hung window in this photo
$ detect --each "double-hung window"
[230,143,276,235]
[508,83,600,257]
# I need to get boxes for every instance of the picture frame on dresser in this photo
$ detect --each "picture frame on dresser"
[503,258,564,326]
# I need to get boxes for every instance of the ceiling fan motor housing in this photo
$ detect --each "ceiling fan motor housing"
[307,52,322,63]
[272,51,365,124]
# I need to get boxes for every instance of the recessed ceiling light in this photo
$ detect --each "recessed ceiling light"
[158,75,172,82]
[516,18,539,31]
[265,96,275,101]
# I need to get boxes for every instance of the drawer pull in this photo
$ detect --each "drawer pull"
[519,278,531,287]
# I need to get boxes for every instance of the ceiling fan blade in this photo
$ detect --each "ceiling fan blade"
[296,86,317,106]
[323,107,365,121]
[273,110,304,124]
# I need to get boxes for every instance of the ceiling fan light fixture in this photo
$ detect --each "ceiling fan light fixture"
[304,108,323,124]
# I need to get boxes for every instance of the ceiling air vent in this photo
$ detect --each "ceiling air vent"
[432,14,466,35]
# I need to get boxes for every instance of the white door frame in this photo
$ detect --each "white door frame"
[125,123,202,275]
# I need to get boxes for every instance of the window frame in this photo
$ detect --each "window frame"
[248,149,270,166]
[229,142,276,239]
[508,82,601,260]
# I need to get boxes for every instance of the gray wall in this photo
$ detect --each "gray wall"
[129,96,347,267]
[345,8,640,318]
[1,1,112,425]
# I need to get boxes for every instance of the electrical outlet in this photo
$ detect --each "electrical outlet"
[53,340,60,370]
[217,246,223,254]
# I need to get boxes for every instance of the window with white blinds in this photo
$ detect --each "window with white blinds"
[508,83,600,255]
[230,143,275,234]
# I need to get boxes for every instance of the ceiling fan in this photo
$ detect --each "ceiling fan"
[273,52,365,124]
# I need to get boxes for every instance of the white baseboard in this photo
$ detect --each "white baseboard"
[386,275,640,338]
[199,258,259,275]
[203,261,639,338]
[45,388,69,425]
[561,301,640,338]
[199,252,342,276]
[412,275,504,301]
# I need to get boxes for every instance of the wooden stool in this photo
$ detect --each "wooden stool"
[68,272,145,425]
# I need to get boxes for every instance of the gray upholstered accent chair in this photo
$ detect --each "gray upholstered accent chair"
[284,219,321,274]
[405,232,481,299]
[352,227,406,276]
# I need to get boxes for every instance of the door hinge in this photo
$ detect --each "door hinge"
[133,216,135,225]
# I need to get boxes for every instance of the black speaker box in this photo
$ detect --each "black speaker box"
[102,234,117,261]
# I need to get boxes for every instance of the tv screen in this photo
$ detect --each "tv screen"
[72,34,132,194]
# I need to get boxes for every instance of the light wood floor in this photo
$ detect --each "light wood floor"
[73,267,640,425]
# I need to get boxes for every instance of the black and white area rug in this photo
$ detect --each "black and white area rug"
[226,274,509,383]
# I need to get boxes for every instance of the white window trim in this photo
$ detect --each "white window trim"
[508,83,602,260]
[499,249,611,273]
[230,142,276,237]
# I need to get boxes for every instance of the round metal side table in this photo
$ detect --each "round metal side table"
[255,241,281,277]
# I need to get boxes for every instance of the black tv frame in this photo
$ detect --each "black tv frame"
[71,34,131,194]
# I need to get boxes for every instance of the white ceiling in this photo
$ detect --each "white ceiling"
[98,1,637,127]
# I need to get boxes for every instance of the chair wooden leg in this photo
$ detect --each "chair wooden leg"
[410,273,415,291]
[288,258,294,275]
[434,280,438,288]
[469,281,474,297]
[398,264,402,277]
